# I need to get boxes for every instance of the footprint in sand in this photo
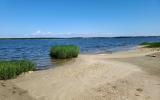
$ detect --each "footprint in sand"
[135,88,143,96]
[136,88,143,92]
[1,82,6,87]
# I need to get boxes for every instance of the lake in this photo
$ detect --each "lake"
[0,37,160,69]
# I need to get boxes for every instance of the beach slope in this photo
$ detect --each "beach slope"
[1,47,160,100]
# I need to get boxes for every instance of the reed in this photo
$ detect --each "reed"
[0,60,36,80]
[140,42,160,48]
[50,45,80,59]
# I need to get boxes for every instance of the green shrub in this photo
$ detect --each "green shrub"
[0,60,36,80]
[50,45,80,59]
[140,42,160,48]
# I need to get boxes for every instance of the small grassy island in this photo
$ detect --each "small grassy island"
[0,60,36,80]
[140,42,160,48]
[50,45,80,59]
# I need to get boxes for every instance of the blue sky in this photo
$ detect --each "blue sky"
[0,0,160,38]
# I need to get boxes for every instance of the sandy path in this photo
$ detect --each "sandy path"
[11,59,141,100]
[0,80,35,100]
[4,48,159,100]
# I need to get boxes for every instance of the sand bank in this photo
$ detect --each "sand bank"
[1,47,160,100]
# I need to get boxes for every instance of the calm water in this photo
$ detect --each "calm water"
[0,37,160,69]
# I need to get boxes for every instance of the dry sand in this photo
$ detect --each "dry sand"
[0,47,160,100]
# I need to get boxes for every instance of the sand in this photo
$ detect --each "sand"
[0,47,160,100]
[0,81,36,100]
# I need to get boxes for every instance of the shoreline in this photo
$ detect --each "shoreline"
[1,47,160,100]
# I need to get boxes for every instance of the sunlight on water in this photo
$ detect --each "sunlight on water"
[0,37,160,69]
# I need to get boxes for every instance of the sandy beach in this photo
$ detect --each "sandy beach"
[0,47,160,100]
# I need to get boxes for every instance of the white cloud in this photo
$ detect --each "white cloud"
[31,30,53,37]
[25,30,117,38]
[23,31,160,38]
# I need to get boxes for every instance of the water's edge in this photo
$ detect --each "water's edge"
[0,37,160,69]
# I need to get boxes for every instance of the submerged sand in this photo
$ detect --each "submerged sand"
[0,47,160,100]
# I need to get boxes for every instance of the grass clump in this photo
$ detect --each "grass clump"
[140,42,160,48]
[50,45,80,59]
[0,60,36,80]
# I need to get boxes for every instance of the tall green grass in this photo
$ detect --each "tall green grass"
[50,45,80,59]
[140,42,160,48]
[0,60,36,80]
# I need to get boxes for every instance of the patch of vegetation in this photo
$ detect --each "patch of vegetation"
[50,45,80,59]
[0,60,36,80]
[140,42,160,48]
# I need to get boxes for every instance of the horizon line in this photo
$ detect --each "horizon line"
[0,35,160,39]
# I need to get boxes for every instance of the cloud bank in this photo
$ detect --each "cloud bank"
[25,30,115,38]
[23,30,160,38]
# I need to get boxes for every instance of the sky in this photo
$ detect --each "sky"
[0,0,160,38]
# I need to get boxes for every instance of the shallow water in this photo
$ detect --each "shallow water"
[0,37,160,69]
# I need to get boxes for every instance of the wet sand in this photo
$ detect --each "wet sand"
[0,47,160,100]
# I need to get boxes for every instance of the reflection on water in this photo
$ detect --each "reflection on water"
[37,58,76,70]
[52,58,75,66]
[0,37,160,69]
